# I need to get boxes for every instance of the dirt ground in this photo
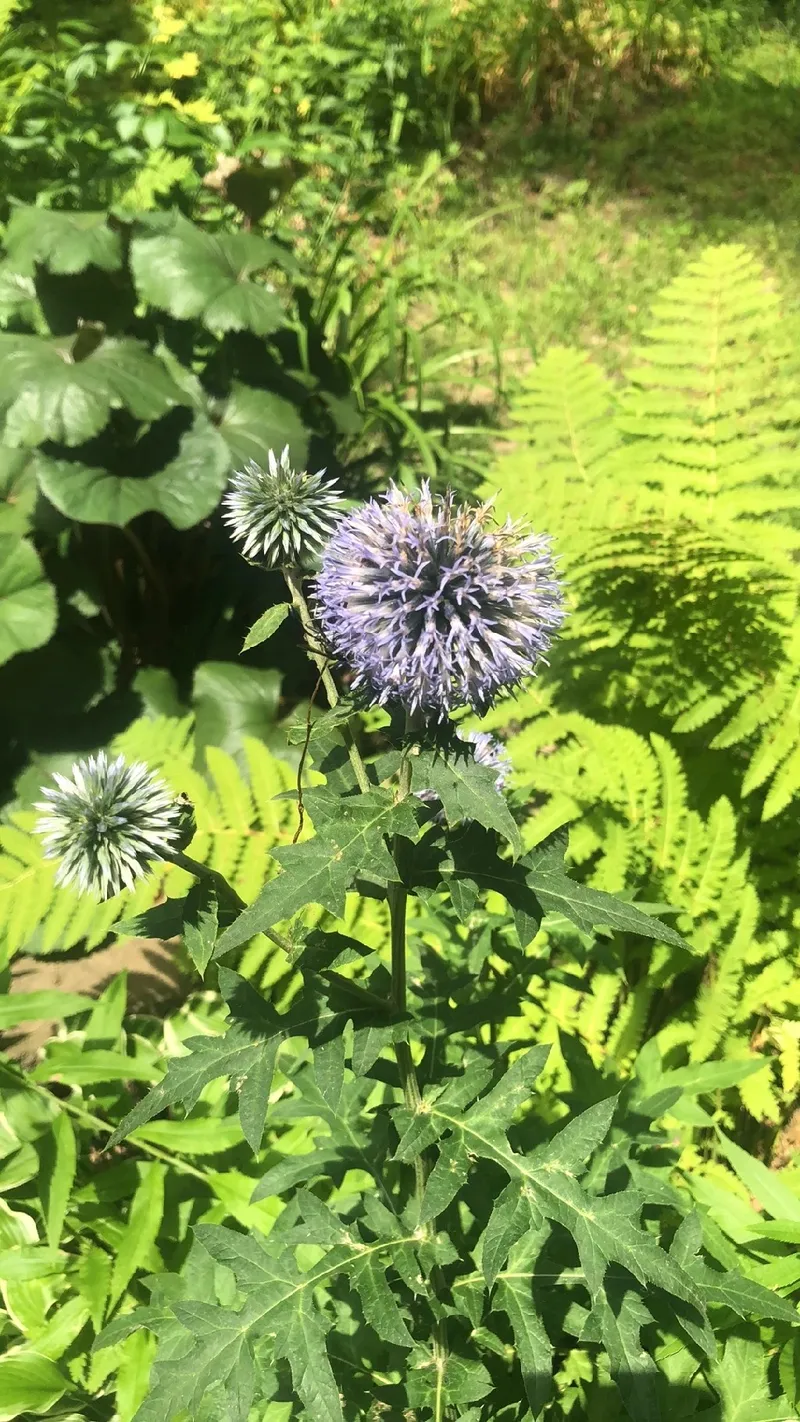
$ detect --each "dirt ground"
[2,938,187,1063]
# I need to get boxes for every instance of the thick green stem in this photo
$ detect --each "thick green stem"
[388,750,426,1203]
[282,565,371,794]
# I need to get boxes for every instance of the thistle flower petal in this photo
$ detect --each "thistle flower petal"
[222,445,344,568]
[315,482,564,719]
[35,751,184,900]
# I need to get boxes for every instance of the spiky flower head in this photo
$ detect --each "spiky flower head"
[222,445,344,567]
[315,482,564,719]
[35,752,184,900]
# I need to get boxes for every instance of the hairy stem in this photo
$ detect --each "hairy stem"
[282,564,371,794]
[388,750,426,1203]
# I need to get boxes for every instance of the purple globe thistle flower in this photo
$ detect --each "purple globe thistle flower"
[314,482,564,719]
[35,752,184,900]
[222,445,344,567]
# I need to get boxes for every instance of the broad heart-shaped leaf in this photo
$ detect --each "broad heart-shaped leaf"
[109,970,283,1153]
[218,382,308,470]
[131,214,287,335]
[213,787,420,957]
[35,416,231,530]
[412,747,522,856]
[0,534,57,666]
[0,446,36,537]
[241,602,290,653]
[0,334,187,447]
[4,206,123,275]
[193,662,282,765]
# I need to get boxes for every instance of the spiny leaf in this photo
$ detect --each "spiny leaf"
[241,603,290,653]
[213,787,419,957]
[412,749,522,856]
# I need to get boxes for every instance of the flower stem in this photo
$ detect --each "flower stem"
[388,749,426,1201]
[282,565,371,795]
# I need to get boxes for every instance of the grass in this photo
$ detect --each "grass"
[401,25,800,407]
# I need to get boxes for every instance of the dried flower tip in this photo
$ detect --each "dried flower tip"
[35,751,184,901]
[222,445,344,568]
[315,482,564,719]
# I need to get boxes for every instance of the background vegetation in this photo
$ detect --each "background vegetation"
[2,1,800,1418]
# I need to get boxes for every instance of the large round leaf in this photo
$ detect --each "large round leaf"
[218,382,308,468]
[131,213,287,335]
[193,661,283,766]
[0,447,35,536]
[0,535,57,667]
[4,206,122,276]
[34,416,231,530]
[0,335,188,448]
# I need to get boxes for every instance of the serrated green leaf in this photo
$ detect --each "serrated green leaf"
[286,699,358,746]
[213,788,419,957]
[596,1285,661,1422]
[38,1114,76,1249]
[712,1329,792,1421]
[241,603,290,653]
[349,1251,415,1348]
[413,749,522,856]
[495,1267,552,1417]
[131,215,286,335]
[523,834,687,949]
[109,970,282,1153]
[480,1183,532,1288]
[407,1349,493,1412]
[182,881,219,976]
[0,535,56,668]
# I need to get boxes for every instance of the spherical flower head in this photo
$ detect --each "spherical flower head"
[315,482,564,719]
[221,445,344,568]
[35,752,184,901]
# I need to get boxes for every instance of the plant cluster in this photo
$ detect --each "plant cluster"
[0,199,476,798]
[1,404,799,1418]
